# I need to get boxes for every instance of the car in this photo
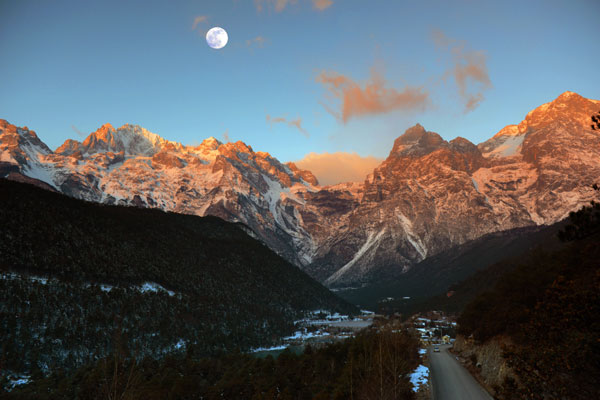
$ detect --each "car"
[433,346,440,352]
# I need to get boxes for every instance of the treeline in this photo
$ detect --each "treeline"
[0,179,355,376]
[3,329,420,400]
[457,198,600,399]
[0,276,291,374]
[0,179,354,316]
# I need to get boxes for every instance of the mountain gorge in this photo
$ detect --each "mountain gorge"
[2,91,599,289]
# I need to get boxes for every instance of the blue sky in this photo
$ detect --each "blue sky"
[1,0,599,167]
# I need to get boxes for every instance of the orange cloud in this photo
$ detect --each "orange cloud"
[288,118,309,137]
[266,115,286,124]
[312,0,333,11]
[71,125,85,137]
[255,0,297,12]
[222,129,230,142]
[317,69,430,123]
[294,152,383,185]
[267,114,309,138]
[246,36,267,48]
[432,30,492,113]
[192,15,208,30]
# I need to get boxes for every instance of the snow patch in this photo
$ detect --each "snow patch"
[139,282,176,296]
[471,178,480,193]
[100,284,113,292]
[22,159,59,189]
[6,376,30,391]
[0,151,16,163]
[484,134,525,158]
[410,365,429,392]
[251,344,287,353]
[1,272,49,284]
[262,175,305,227]
[397,213,427,259]
[325,229,386,285]
[283,329,328,341]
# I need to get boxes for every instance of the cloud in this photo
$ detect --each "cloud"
[266,115,286,124]
[267,114,309,138]
[254,0,330,13]
[432,30,492,113]
[288,118,309,137]
[294,152,382,185]
[192,15,208,30]
[246,36,267,48]
[71,125,85,137]
[254,0,297,12]
[312,0,333,11]
[222,129,230,142]
[316,69,430,123]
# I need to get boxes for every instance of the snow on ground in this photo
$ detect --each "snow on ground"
[483,134,525,158]
[313,320,372,329]
[263,175,286,226]
[397,213,427,259]
[410,365,429,392]
[419,348,427,355]
[23,161,59,190]
[251,309,373,354]
[19,142,59,189]
[30,276,48,284]
[251,344,287,353]
[5,376,30,391]
[283,330,327,341]
[1,273,176,297]
[1,272,49,284]
[100,284,113,292]
[139,282,176,296]
[471,178,480,193]
[325,228,386,284]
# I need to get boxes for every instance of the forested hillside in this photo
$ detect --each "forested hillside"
[3,329,420,400]
[457,199,600,399]
[0,179,355,377]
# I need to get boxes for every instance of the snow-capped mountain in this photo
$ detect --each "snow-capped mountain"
[0,119,320,267]
[1,91,599,287]
[304,91,600,286]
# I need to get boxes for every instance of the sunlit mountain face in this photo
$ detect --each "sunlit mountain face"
[1,1,600,397]
[3,91,600,288]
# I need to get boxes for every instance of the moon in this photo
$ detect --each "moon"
[206,27,228,49]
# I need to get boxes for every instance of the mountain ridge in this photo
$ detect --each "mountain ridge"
[1,90,599,287]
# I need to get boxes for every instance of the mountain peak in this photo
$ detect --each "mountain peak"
[199,137,222,150]
[449,136,478,153]
[390,124,445,157]
[556,91,580,100]
[58,123,173,157]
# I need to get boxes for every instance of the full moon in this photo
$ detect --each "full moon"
[206,27,228,49]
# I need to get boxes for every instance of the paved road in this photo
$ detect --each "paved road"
[429,344,493,400]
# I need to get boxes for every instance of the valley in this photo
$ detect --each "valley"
[1,92,599,398]
[2,91,599,294]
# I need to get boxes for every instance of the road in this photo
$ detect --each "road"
[429,344,494,400]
